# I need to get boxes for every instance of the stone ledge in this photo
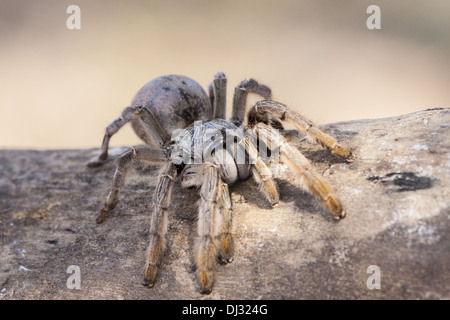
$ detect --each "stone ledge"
[0,108,449,299]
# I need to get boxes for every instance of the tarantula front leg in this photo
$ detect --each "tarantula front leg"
[250,100,355,162]
[194,163,223,294]
[218,181,234,264]
[96,145,168,223]
[253,123,346,220]
[241,137,279,206]
[231,78,272,125]
[143,162,178,288]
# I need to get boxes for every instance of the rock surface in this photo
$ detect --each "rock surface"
[0,108,449,300]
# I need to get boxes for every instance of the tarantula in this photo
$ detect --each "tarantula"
[88,72,354,294]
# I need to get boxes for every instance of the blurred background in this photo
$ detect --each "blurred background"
[0,0,449,149]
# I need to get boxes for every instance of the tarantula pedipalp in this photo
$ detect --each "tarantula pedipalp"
[88,72,354,294]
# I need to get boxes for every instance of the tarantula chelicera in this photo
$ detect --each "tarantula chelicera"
[88,72,354,294]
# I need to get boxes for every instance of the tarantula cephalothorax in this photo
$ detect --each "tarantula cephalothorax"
[88,72,354,294]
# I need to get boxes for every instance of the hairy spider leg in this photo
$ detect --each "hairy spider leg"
[143,162,178,287]
[88,105,169,167]
[241,137,279,206]
[231,78,272,125]
[218,182,234,264]
[253,123,346,220]
[194,163,223,294]
[209,72,227,120]
[250,100,355,162]
[96,145,168,223]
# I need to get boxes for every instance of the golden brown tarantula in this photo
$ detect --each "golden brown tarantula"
[87,72,354,294]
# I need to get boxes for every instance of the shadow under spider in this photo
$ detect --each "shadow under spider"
[298,148,351,165]
[127,160,335,231]
[230,177,333,222]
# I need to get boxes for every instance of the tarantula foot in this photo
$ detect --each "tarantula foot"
[143,264,158,288]
[323,196,346,221]
[333,210,346,220]
[219,234,235,264]
[219,253,234,264]
[200,288,212,295]
[87,152,109,167]
[142,279,155,288]
[214,72,226,80]
[346,152,355,163]
[87,158,105,168]
[221,257,234,264]
[96,208,108,224]
[197,271,213,295]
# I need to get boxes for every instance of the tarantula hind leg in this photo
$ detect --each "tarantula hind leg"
[96,145,168,224]
[87,105,140,168]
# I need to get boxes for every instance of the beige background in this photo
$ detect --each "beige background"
[0,0,448,149]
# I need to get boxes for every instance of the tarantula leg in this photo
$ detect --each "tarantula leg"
[96,145,168,224]
[218,182,234,264]
[241,137,279,206]
[231,78,272,125]
[209,72,227,119]
[194,163,223,294]
[255,124,346,220]
[143,162,177,288]
[251,101,355,162]
[136,106,170,147]
[88,105,140,167]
